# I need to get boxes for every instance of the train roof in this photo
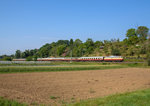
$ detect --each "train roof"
[79,56,104,58]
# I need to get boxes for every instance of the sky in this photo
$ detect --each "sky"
[0,0,150,55]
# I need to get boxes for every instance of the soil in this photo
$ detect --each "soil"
[0,68,150,105]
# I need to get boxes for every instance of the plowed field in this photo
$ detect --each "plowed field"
[0,68,150,105]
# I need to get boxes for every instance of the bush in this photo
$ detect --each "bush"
[33,56,37,61]
[147,53,150,66]
[3,57,12,61]
[111,49,121,56]
[148,59,150,66]
[26,56,33,61]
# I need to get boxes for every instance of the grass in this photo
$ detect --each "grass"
[50,96,60,99]
[125,62,150,68]
[124,58,146,62]
[0,65,127,73]
[0,61,112,66]
[67,88,150,106]
[0,97,26,106]
[1,89,150,106]
[0,61,149,74]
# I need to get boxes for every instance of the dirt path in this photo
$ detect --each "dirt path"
[0,68,150,105]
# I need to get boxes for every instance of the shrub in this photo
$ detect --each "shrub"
[26,56,33,61]
[3,57,12,61]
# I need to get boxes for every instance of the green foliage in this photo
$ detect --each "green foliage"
[50,96,60,99]
[136,26,149,42]
[125,28,139,45]
[84,38,94,54]
[74,39,82,47]
[38,43,52,57]
[33,55,37,61]
[70,39,73,46]
[57,45,67,56]
[147,59,150,66]
[26,56,33,61]
[126,28,136,37]
[15,50,21,58]
[2,57,12,61]
[111,48,121,56]
[0,97,27,106]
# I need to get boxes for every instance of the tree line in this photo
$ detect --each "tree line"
[1,26,150,61]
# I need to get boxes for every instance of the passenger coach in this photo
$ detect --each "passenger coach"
[13,56,124,62]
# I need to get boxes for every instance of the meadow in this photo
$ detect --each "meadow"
[0,64,126,73]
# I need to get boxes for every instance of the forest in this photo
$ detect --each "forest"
[1,26,150,61]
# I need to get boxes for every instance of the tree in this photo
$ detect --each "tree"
[126,28,139,45]
[3,57,12,61]
[70,39,74,57]
[15,50,21,58]
[70,39,73,47]
[126,28,136,37]
[84,38,94,54]
[38,43,52,57]
[111,48,121,56]
[24,50,30,57]
[57,45,66,56]
[57,40,70,46]
[74,39,82,47]
[136,26,149,42]
[94,41,103,48]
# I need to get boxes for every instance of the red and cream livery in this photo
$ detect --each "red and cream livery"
[13,56,123,62]
[104,56,123,62]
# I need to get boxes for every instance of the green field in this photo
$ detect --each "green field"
[67,88,150,106]
[0,61,149,74]
[0,64,127,73]
[0,61,113,66]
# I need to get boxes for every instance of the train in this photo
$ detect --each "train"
[13,56,124,62]
[37,56,123,62]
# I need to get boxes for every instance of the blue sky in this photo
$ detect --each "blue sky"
[0,0,150,55]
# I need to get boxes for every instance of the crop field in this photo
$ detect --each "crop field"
[0,65,150,105]
[0,64,127,73]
